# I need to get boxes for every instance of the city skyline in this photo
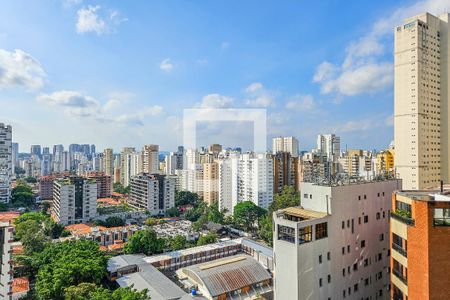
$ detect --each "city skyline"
[3,0,450,151]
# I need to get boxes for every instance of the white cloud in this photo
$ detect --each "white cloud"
[245,82,263,93]
[160,58,174,72]
[76,5,126,35]
[313,0,450,97]
[246,96,274,108]
[0,49,45,90]
[286,94,315,112]
[198,94,234,108]
[244,82,275,107]
[37,90,162,125]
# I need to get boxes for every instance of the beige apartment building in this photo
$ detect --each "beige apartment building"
[394,13,450,190]
[203,162,219,205]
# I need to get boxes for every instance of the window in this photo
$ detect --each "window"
[342,221,345,229]
[327,274,331,283]
[298,226,312,244]
[379,233,384,241]
[364,195,367,199]
[342,247,345,255]
[316,222,328,240]
[376,212,380,220]
[343,290,346,298]
[354,283,359,292]
[277,225,295,243]
[319,278,322,287]
[361,240,366,248]
[364,215,369,223]
[353,263,358,271]
[347,245,350,253]
[319,255,322,264]
[327,252,331,260]
[433,208,450,226]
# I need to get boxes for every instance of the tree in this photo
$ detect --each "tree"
[24,176,37,183]
[124,229,165,256]
[18,219,50,255]
[207,201,225,224]
[175,191,199,207]
[113,183,130,195]
[144,217,158,226]
[269,186,300,213]
[34,240,107,300]
[258,215,273,246]
[233,201,267,232]
[11,182,34,206]
[15,212,67,241]
[104,216,125,227]
[64,283,149,300]
[197,232,218,246]
[165,206,180,217]
[168,235,187,250]
[40,201,51,215]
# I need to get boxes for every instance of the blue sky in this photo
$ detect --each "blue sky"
[1,0,450,152]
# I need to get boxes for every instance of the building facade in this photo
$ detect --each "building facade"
[52,177,97,224]
[141,145,159,174]
[272,136,299,157]
[87,172,112,198]
[390,189,450,300]
[394,13,450,190]
[0,124,12,203]
[0,222,13,300]
[274,179,402,300]
[129,173,176,215]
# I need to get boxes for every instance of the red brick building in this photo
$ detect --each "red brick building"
[390,189,450,299]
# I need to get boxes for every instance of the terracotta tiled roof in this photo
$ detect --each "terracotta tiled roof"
[12,277,30,294]
[12,245,24,255]
[0,212,20,225]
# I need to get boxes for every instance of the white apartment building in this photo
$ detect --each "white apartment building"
[0,124,12,203]
[129,173,176,215]
[52,177,97,224]
[141,144,159,174]
[274,179,401,300]
[120,147,137,187]
[218,152,273,213]
[272,136,299,157]
[394,13,450,190]
[0,222,13,300]
[165,152,178,175]
[316,134,341,162]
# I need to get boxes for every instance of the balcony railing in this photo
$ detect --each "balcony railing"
[393,269,408,286]
[390,211,415,226]
[392,243,407,257]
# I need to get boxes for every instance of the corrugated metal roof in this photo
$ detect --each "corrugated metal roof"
[180,254,271,297]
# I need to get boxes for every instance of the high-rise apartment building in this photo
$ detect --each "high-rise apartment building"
[218,152,273,213]
[0,124,12,204]
[120,148,139,187]
[203,162,219,205]
[52,177,97,224]
[273,152,298,194]
[274,179,401,300]
[87,172,112,198]
[394,13,450,190]
[272,136,299,157]
[0,222,13,300]
[141,144,159,174]
[129,173,176,215]
[164,152,178,175]
[30,144,41,158]
[390,189,450,300]
[316,134,341,162]
[103,148,114,176]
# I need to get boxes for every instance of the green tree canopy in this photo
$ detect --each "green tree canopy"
[34,240,107,300]
[233,201,267,232]
[197,232,218,246]
[168,235,187,250]
[124,229,165,256]
[95,216,125,227]
[175,191,199,207]
[269,186,300,213]
[165,206,180,217]
[64,283,148,300]
[11,182,34,206]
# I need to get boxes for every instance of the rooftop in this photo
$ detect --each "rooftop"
[177,254,271,298]
[281,207,328,220]
[12,277,30,295]
[0,211,20,225]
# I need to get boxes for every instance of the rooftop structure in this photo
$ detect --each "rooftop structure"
[108,255,189,300]
[177,254,272,300]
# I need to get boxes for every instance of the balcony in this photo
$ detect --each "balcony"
[393,269,408,286]
[390,211,415,226]
[392,243,407,257]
